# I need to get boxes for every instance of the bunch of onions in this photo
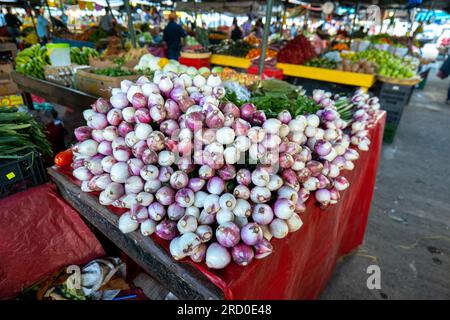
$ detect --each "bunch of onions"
[71,72,379,270]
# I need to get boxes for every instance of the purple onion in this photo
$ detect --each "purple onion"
[232,118,251,136]
[156,186,175,206]
[251,110,266,126]
[281,169,299,189]
[106,108,123,126]
[207,176,225,195]
[127,158,144,176]
[175,188,195,207]
[142,148,158,165]
[199,165,215,179]
[314,139,332,157]
[317,174,331,189]
[273,198,295,219]
[88,113,108,130]
[118,121,133,137]
[176,95,195,113]
[188,178,206,192]
[231,243,254,266]
[158,166,174,182]
[170,170,189,190]
[218,164,236,181]
[205,109,225,128]
[241,223,263,246]
[233,185,250,200]
[277,110,292,124]
[164,99,182,120]
[279,152,294,169]
[160,119,179,137]
[149,105,167,124]
[236,168,251,186]
[220,101,240,118]
[167,203,185,221]
[306,160,324,177]
[97,141,112,156]
[74,126,92,142]
[91,129,105,143]
[156,219,179,240]
[252,204,274,225]
[216,222,241,248]
[147,131,165,152]
[135,108,151,123]
[190,91,204,104]
[131,140,146,158]
[254,239,273,259]
[92,97,111,114]
[240,103,256,122]
[147,201,166,221]
[178,157,195,173]
[185,111,204,132]
[131,92,147,109]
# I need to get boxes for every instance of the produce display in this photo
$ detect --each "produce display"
[92,67,136,77]
[182,44,210,54]
[244,34,261,47]
[304,57,337,69]
[69,67,380,270]
[122,47,150,63]
[210,40,252,57]
[277,35,316,65]
[70,47,99,65]
[336,59,377,74]
[217,68,260,88]
[245,48,277,59]
[0,107,53,157]
[332,43,349,51]
[15,44,50,79]
[351,49,416,79]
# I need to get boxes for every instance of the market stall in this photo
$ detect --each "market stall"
[47,110,385,299]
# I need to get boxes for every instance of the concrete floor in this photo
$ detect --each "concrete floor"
[320,70,450,300]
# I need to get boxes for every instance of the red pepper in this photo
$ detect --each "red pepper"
[54,149,73,167]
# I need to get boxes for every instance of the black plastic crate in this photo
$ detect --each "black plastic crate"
[372,82,414,106]
[383,122,398,144]
[0,151,48,198]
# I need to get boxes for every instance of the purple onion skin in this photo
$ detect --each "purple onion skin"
[254,239,273,259]
[240,103,257,122]
[231,243,255,266]
[74,126,92,142]
[118,121,133,137]
[216,222,241,248]
[188,178,206,192]
[218,164,237,181]
[251,110,267,126]
[156,219,179,240]
[156,186,175,206]
[241,223,263,246]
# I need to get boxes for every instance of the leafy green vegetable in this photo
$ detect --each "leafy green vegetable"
[0,107,53,157]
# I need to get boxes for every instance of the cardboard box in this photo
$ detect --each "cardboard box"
[0,81,19,96]
[0,63,14,82]
[74,68,140,98]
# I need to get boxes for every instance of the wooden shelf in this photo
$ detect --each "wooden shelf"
[48,167,224,300]
[11,71,98,112]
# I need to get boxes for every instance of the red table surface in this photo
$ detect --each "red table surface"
[0,183,105,299]
[190,111,386,299]
[56,111,386,300]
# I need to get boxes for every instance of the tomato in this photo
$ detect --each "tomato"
[54,149,73,167]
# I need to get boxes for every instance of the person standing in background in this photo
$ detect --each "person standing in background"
[230,18,242,41]
[242,15,252,37]
[35,8,49,45]
[5,7,22,45]
[163,11,187,60]
[253,18,264,38]
[99,7,115,35]
[290,23,298,38]
[437,55,450,104]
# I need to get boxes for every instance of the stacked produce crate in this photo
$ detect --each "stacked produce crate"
[373,82,414,143]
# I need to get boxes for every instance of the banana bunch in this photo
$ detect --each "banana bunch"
[15,44,50,79]
[70,47,99,65]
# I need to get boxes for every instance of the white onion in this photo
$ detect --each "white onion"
[286,213,303,232]
[205,242,231,269]
[269,218,289,239]
[135,123,153,140]
[216,127,235,145]
[140,219,157,236]
[110,162,130,183]
[118,212,139,233]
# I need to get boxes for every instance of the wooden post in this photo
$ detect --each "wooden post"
[124,0,137,48]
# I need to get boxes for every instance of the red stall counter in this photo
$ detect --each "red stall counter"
[188,111,386,299]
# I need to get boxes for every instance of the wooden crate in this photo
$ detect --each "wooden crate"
[74,68,140,98]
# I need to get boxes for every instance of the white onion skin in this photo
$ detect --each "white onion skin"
[205,242,231,269]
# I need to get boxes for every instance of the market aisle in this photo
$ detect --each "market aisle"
[321,69,450,300]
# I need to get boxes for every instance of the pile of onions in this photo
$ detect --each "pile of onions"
[71,72,380,269]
